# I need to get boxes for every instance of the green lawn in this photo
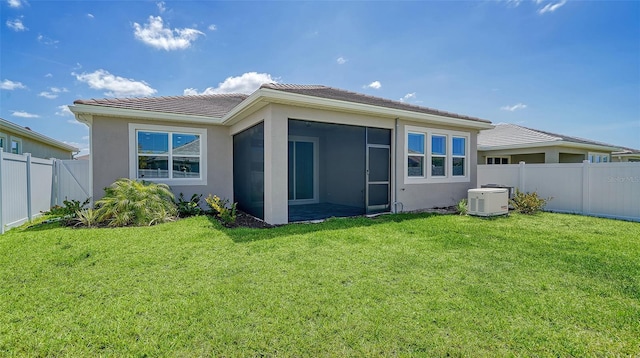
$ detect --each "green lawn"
[1,213,638,356]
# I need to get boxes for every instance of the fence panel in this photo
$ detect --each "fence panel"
[1,153,29,230]
[55,159,90,205]
[30,157,54,218]
[478,161,640,221]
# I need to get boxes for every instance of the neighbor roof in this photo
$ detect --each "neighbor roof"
[0,117,78,152]
[72,83,491,126]
[478,123,621,151]
[74,94,249,118]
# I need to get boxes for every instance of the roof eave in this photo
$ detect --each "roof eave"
[479,140,622,152]
[223,88,494,130]
[0,117,78,152]
[69,104,224,125]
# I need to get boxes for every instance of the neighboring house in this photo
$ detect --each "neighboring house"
[478,123,621,165]
[611,148,640,162]
[0,117,78,159]
[70,83,493,225]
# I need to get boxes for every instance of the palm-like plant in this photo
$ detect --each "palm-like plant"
[95,178,177,227]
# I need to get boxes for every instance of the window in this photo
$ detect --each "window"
[486,157,510,165]
[405,126,469,183]
[129,124,207,185]
[0,132,7,152]
[407,133,425,177]
[11,138,22,154]
[588,152,610,163]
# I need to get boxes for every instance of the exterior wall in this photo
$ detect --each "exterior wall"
[397,119,478,211]
[91,115,232,202]
[0,128,72,159]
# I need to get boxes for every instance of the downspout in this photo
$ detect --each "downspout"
[392,117,403,213]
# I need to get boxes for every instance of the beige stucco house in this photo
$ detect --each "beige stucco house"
[0,117,78,159]
[478,123,622,165]
[70,84,493,225]
[611,148,640,162]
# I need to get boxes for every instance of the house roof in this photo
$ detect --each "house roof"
[0,117,78,152]
[74,94,249,118]
[70,83,492,129]
[259,84,491,124]
[478,123,622,152]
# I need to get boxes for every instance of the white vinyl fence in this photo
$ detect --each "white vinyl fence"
[478,161,640,222]
[0,152,89,233]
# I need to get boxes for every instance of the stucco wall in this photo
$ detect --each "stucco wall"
[91,115,232,202]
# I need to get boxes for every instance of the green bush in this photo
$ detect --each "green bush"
[95,178,177,227]
[47,198,90,218]
[205,194,237,226]
[456,198,468,215]
[510,189,550,214]
[175,193,203,218]
[72,208,100,228]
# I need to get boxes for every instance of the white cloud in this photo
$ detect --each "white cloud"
[37,34,59,46]
[38,87,68,99]
[133,16,204,51]
[538,0,567,14]
[12,110,40,118]
[57,105,74,117]
[156,1,166,13]
[73,69,157,97]
[87,13,94,19]
[7,0,23,8]
[184,72,277,95]
[45,73,53,78]
[6,17,27,31]
[208,24,217,31]
[336,57,347,65]
[0,79,27,90]
[365,81,382,90]
[500,103,527,111]
[399,92,416,102]
[506,0,522,7]
[63,140,89,155]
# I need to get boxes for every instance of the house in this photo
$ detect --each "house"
[0,117,78,159]
[477,123,622,165]
[611,148,640,162]
[69,83,493,225]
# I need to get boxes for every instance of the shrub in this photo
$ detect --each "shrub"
[72,208,100,228]
[47,198,90,218]
[456,198,468,215]
[205,194,237,226]
[510,189,550,214]
[175,193,203,218]
[95,178,177,227]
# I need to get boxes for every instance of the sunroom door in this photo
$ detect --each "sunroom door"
[288,136,319,205]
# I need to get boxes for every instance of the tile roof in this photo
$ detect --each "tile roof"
[260,83,491,123]
[74,94,248,118]
[478,123,620,149]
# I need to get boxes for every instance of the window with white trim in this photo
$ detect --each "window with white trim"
[405,126,469,183]
[11,138,22,154]
[129,124,207,185]
[0,132,7,152]
[588,152,610,163]
[486,157,510,165]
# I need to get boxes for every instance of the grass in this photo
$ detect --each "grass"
[1,213,639,356]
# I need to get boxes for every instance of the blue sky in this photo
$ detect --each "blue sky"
[1,0,638,154]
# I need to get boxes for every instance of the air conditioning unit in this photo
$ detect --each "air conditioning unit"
[468,188,509,217]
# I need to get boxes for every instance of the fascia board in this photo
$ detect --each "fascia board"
[479,140,622,152]
[69,104,223,126]
[0,117,78,152]
[223,88,494,130]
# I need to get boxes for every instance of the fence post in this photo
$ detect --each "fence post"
[0,150,4,234]
[52,159,58,207]
[26,153,33,222]
[518,161,526,192]
[582,160,590,215]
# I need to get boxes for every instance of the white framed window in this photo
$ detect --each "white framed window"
[486,157,510,165]
[405,126,470,184]
[0,132,7,152]
[128,123,207,185]
[11,138,22,154]
[588,152,610,163]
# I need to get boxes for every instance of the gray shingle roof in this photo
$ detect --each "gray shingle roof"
[479,123,620,149]
[260,83,491,123]
[74,94,248,118]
